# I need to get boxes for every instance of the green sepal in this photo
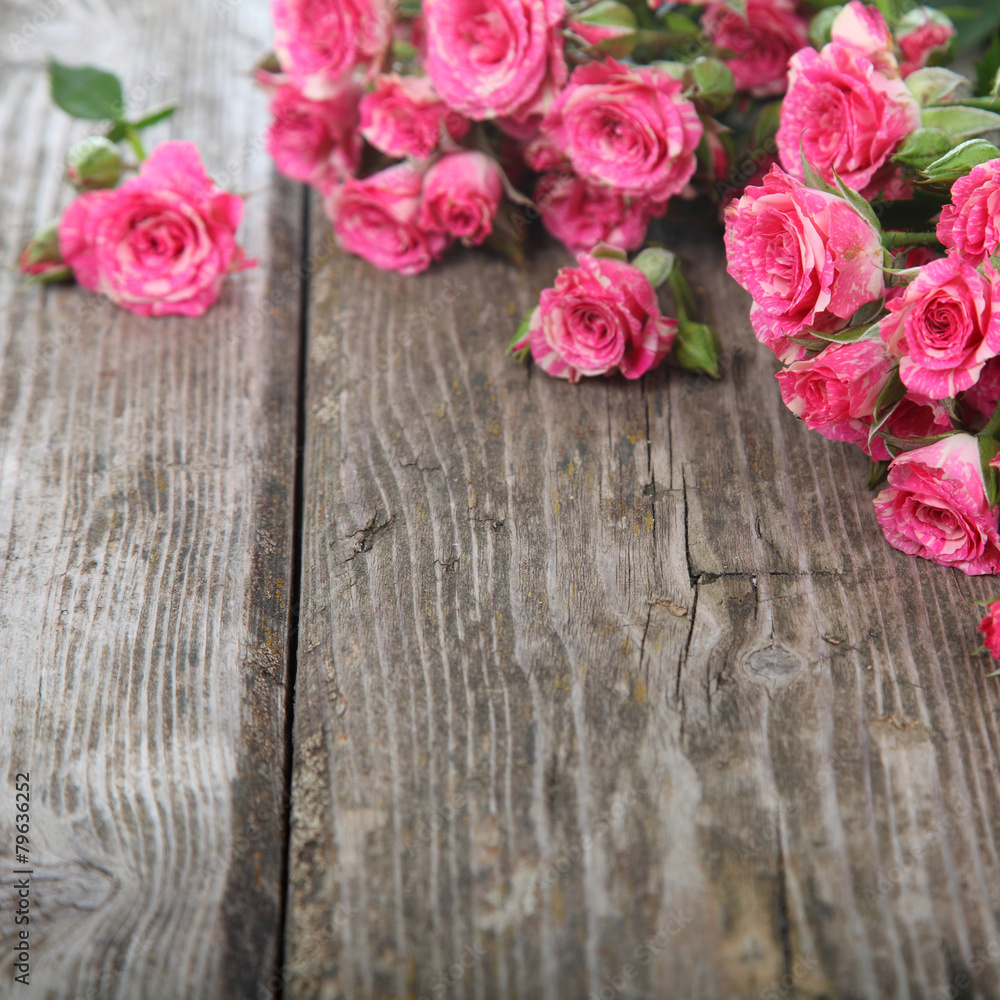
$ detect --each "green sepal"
[867,367,906,452]
[876,431,956,452]
[632,247,675,289]
[799,144,837,194]
[803,321,881,345]
[832,170,882,231]
[920,138,1000,183]
[505,311,534,361]
[979,435,1000,508]
[48,59,125,121]
[20,265,73,289]
[866,460,890,491]
[673,320,721,379]
[591,242,629,262]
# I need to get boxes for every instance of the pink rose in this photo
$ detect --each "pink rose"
[58,142,253,318]
[271,0,391,98]
[776,41,920,193]
[423,0,566,121]
[978,598,1000,658]
[879,257,1000,398]
[724,166,884,355]
[776,340,894,451]
[873,434,1000,575]
[417,151,502,245]
[702,0,808,98]
[513,253,677,382]
[359,74,469,160]
[540,59,703,203]
[535,172,657,253]
[266,80,361,192]
[328,163,450,275]
[897,8,955,77]
[937,159,1000,267]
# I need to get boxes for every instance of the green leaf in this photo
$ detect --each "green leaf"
[877,431,956,451]
[674,320,721,378]
[975,33,1000,96]
[979,435,1000,507]
[867,367,906,452]
[850,297,886,327]
[505,311,534,360]
[832,169,882,233]
[982,395,1000,440]
[921,105,1000,141]
[48,59,124,121]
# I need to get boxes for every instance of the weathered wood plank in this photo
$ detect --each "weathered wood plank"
[288,206,1000,998]
[0,1,301,996]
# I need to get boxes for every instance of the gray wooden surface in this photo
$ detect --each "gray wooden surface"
[0,0,301,996]
[2,2,1000,999]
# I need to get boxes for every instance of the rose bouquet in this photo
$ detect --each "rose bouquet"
[720,1,1000,660]
[19,61,254,317]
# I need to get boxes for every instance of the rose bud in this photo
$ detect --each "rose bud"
[18,218,72,283]
[874,434,1000,575]
[418,151,503,246]
[65,136,123,191]
[897,7,956,78]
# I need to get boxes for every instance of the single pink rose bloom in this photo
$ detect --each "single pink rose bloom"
[271,0,391,98]
[898,9,956,77]
[874,434,1000,575]
[328,162,450,275]
[266,80,362,192]
[417,151,503,245]
[423,0,566,121]
[776,41,920,193]
[978,597,1000,658]
[535,172,660,254]
[702,0,808,98]
[879,257,1000,399]
[58,142,254,318]
[724,165,884,356]
[776,339,895,451]
[937,158,1000,268]
[540,58,703,203]
[513,253,677,382]
[359,74,469,160]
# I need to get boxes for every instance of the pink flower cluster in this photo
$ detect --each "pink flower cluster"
[259,0,824,270]
[725,145,1000,576]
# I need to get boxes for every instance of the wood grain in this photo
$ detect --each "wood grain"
[286,208,1000,999]
[0,1,301,996]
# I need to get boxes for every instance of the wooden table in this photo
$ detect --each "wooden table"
[3,2,1000,998]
